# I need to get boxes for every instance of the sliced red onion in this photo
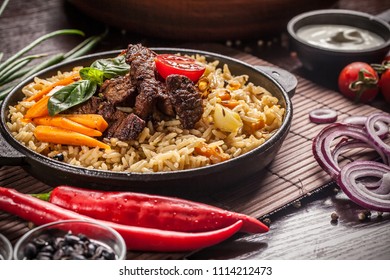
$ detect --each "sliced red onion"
[332,139,373,168]
[342,115,367,126]
[337,161,390,212]
[343,115,389,139]
[309,108,338,124]
[312,123,388,180]
[365,113,390,156]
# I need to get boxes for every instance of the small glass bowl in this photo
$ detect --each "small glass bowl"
[0,233,13,260]
[13,219,126,260]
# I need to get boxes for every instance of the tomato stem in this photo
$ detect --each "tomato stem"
[349,68,378,102]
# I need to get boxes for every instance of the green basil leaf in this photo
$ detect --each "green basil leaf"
[47,80,97,116]
[90,55,129,80]
[79,67,104,86]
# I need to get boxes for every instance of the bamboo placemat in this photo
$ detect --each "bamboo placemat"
[0,50,385,259]
[205,52,382,217]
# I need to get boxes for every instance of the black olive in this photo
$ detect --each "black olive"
[78,234,89,242]
[102,249,116,260]
[36,251,52,260]
[33,236,48,248]
[23,243,37,259]
[53,248,64,260]
[41,244,54,253]
[52,153,64,161]
[64,233,80,245]
[23,231,117,260]
[71,253,86,260]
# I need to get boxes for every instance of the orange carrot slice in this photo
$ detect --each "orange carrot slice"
[32,116,102,137]
[34,125,110,150]
[62,114,108,133]
[220,100,240,109]
[24,95,50,119]
[25,73,80,102]
[194,142,229,164]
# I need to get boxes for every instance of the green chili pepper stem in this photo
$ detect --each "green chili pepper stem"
[31,192,52,202]
[0,29,84,73]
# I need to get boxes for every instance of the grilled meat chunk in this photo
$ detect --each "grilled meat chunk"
[66,45,205,142]
[166,74,203,129]
[106,112,146,141]
[65,96,102,115]
[125,44,159,119]
[65,96,118,124]
[156,81,175,117]
[99,74,136,107]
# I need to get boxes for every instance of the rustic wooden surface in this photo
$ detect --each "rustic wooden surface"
[67,0,336,41]
[0,0,390,260]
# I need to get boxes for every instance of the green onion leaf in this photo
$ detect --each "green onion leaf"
[0,85,13,101]
[0,53,48,85]
[0,0,9,17]
[20,53,65,80]
[63,28,108,62]
[0,29,84,73]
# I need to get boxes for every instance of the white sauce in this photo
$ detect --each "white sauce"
[297,24,385,50]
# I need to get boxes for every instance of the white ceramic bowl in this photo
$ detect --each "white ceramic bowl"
[287,9,390,73]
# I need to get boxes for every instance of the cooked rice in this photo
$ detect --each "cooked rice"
[7,56,285,173]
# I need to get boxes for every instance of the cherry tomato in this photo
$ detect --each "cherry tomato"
[155,54,206,82]
[382,55,390,65]
[379,69,390,103]
[338,62,379,103]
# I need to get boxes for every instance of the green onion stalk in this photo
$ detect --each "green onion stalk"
[0,28,108,101]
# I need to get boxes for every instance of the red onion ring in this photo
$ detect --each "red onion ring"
[309,108,338,124]
[337,161,390,212]
[313,112,390,212]
[365,113,390,156]
[342,115,367,125]
[343,115,389,139]
[312,123,388,180]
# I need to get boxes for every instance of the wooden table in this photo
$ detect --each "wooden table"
[1,0,389,260]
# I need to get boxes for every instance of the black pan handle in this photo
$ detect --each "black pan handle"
[0,131,26,166]
[255,65,297,98]
[376,9,390,24]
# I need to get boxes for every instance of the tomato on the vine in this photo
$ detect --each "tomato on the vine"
[338,62,379,103]
[155,54,206,82]
[379,69,390,103]
[377,56,390,103]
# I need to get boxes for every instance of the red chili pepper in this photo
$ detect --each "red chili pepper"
[36,185,268,233]
[0,186,243,252]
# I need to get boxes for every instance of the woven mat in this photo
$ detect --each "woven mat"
[0,51,384,259]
